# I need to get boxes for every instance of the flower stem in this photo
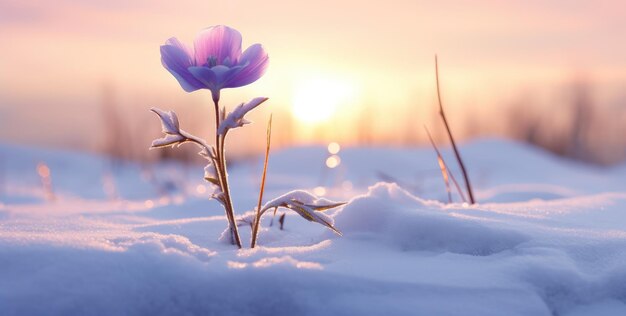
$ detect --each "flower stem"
[213,98,242,248]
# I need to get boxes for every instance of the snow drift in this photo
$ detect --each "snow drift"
[334,182,528,255]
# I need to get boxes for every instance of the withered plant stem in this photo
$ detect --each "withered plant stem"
[435,55,475,204]
[424,125,467,203]
[250,115,273,248]
[213,99,242,248]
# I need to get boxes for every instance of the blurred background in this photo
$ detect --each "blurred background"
[1,0,625,165]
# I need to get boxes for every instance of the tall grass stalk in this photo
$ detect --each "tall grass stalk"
[424,125,467,203]
[251,115,273,248]
[434,55,476,204]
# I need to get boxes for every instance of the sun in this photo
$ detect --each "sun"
[291,76,357,124]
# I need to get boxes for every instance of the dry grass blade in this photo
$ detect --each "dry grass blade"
[250,114,273,248]
[291,203,342,236]
[435,55,476,204]
[424,126,467,203]
[425,127,452,202]
[304,202,347,212]
[318,218,343,236]
[282,200,343,236]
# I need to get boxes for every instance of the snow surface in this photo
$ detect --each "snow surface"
[1,138,626,315]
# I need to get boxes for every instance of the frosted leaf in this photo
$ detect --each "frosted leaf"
[211,190,226,205]
[218,97,268,135]
[264,190,317,205]
[150,108,180,134]
[204,163,219,185]
[289,202,341,236]
[150,134,186,149]
[149,107,215,161]
[237,212,256,228]
[198,147,213,160]
[261,190,344,235]
[264,190,345,211]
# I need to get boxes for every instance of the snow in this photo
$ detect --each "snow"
[1,138,626,315]
[334,183,529,255]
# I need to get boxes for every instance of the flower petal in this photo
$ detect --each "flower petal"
[188,66,219,91]
[210,65,243,85]
[226,44,269,88]
[165,37,194,62]
[188,65,245,92]
[161,39,204,92]
[194,25,242,66]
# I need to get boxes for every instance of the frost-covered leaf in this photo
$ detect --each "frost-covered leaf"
[264,190,346,211]
[204,163,220,185]
[149,108,188,149]
[218,97,268,135]
[302,201,347,212]
[150,134,186,149]
[237,212,255,228]
[150,108,180,134]
[149,108,216,160]
[261,190,344,235]
[198,147,213,160]
[290,202,342,236]
[211,190,226,205]
[264,190,318,205]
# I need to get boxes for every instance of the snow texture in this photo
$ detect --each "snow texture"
[1,139,626,315]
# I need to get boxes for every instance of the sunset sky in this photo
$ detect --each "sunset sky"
[1,0,625,154]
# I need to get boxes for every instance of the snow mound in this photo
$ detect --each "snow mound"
[334,182,528,255]
[109,234,217,262]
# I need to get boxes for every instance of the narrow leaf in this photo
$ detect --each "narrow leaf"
[304,202,347,212]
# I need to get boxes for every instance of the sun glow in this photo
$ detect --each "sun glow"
[291,76,357,124]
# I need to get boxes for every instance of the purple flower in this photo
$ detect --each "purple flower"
[160,25,269,101]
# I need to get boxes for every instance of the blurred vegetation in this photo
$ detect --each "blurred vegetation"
[99,79,625,166]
